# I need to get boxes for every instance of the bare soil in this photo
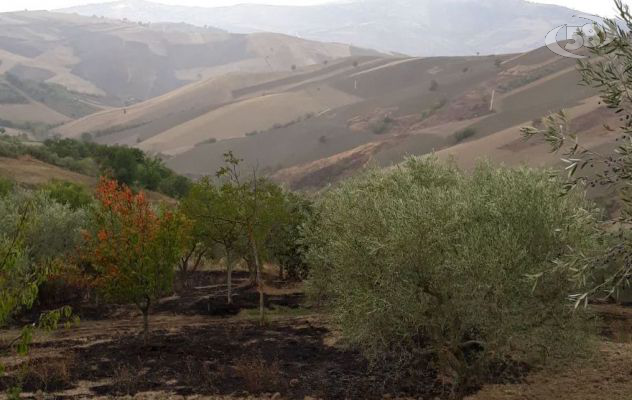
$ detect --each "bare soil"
[1,274,630,400]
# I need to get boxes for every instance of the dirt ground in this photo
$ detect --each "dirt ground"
[1,273,631,400]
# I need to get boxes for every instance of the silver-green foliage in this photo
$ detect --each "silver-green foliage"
[303,157,597,388]
[0,190,86,326]
[520,0,632,300]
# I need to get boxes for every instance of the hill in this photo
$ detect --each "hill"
[0,10,375,132]
[53,43,604,190]
[60,0,581,56]
[0,155,94,188]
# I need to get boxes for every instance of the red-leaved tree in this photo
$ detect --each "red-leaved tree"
[83,178,183,343]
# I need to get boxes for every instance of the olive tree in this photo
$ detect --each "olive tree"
[521,0,632,302]
[302,157,598,393]
[0,190,84,372]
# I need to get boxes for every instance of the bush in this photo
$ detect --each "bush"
[22,355,75,392]
[233,354,284,393]
[454,127,477,143]
[371,116,394,135]
[43,180,93,210]
[0,190,87,326]
[0,176,14,197]
[303,158,597,392]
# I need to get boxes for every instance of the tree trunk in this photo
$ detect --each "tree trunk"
[245,257,257,286]
[227,256,233,305]
[142,309,149,345]
[279,264,284,281]
[248,228,265,326]
[141,296,150,345]
[179,246,194,288]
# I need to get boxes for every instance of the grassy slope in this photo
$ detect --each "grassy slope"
[0,155,173,203]
[165,55,504,178]
[46,43,604,189]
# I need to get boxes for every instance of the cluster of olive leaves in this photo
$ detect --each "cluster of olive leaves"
[522,0,632,305]
[0,200,77,398]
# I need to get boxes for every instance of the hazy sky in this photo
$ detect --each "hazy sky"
[0,0,625,17]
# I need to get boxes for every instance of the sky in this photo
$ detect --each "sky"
[0,0,625,17]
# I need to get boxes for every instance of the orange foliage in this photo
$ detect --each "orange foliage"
[83,178,163,288]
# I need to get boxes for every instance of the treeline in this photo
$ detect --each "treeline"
[0,135,190,198]
[0,151,310,343]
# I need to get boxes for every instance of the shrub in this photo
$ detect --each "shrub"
[197,137,217,146]
[420,99,447,121]
[233,354,284,393]
[371,116,394,135]
[43,180,93,210]
[0,190,84,336]
[429,79,439,91]
[22,355,75,392]
[303,157,597,392]
[454,127,477,143]
[0,176,14,197]
[111,364,138,395]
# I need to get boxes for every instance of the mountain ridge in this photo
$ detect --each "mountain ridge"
[59,0,582,56]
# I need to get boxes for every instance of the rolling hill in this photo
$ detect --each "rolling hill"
[0,10,376,131]
[52,41,605,191]
[60,0,581,56]
[0,8,614,193]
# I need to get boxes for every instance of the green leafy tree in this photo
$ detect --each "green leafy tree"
[521,0,632,302]
[181,177,242,303]
[168,208,206,291]
[159,174,192,199]
[267,191,312,280]
[0,191,82,389]
[0,177,14,198]
[215,152,289,324]
[302,157,597,393]
[42,180,93,210]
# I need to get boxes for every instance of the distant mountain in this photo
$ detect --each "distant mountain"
[0,10,375,127]
[59,0,581,56]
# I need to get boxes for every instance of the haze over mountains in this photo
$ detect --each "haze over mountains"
[59,0,581,56]
[0,2,614,192]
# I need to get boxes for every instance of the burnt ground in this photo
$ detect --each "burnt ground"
[26,319,438,399]
[0,271,442,399]
[1,273,631,400]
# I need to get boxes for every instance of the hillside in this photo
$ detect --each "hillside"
[0,10,375,131]
[53,42,604,190]
[0,155,94,188]
[60,0,580,56]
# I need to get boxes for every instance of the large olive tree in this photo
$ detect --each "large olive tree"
[303,157,598,394]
